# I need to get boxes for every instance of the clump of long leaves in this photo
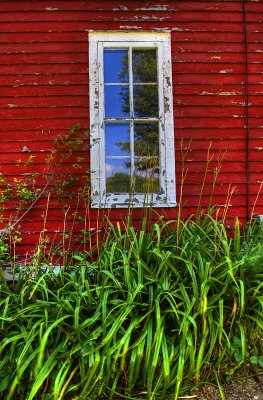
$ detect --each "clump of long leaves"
[0,213,262,399]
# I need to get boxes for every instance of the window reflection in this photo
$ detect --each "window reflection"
[104,86,129,118]
[134,158,160,193]
[105,123,130,157]
[134,123,159,157]
[134,123,160,192]
[104,49,128,83]
[132,50,157,83]
[105,158,131,193]
[133,85,158,118]
[103,47,160,195]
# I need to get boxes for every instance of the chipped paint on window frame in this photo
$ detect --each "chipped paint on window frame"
[89,31,176,208]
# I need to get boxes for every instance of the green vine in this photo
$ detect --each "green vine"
[0,124,90,264]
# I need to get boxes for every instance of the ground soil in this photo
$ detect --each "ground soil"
[192,374,263,400]
[111,375,263,400]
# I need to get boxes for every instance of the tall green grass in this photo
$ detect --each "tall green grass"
[0,213,262,399]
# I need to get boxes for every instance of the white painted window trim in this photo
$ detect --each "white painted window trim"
[89,31,176,208]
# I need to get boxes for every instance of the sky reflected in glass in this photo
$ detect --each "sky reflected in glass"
[104,86,130,118]
[104,49,128,83]
[105,123,130,157]
[103,47,160,194]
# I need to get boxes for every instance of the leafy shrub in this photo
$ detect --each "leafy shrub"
[0,236,11,266]
[0,214,262,399]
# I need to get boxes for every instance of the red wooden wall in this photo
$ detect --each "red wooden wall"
[0,1,263,255]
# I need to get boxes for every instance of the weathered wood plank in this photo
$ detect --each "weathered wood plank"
[0,0,262,255]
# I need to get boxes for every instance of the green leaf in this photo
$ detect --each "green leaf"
[0,376,9,393]
[250,355,259,365]
[234,350,243,363]
[233,336,241,346]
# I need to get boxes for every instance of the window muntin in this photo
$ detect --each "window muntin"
[104,47,159,195]
[89,32,176,208]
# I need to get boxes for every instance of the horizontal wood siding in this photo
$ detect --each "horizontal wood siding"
[0,0,262,254]
[246,1,263,219]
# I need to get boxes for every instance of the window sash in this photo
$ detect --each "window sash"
[103,45,160,194]
[89,32,176,208]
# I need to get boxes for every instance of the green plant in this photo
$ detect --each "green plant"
[230,335,263,368]
[0,211,262,399]
[0,136,262,399]
[0,236,10,265]
[46,123,89,202]
[249,346,263,368]
[0,124,90,267]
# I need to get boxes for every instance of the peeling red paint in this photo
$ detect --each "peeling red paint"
[0,1,262,253]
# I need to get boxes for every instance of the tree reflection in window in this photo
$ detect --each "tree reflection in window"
[104,48,160,194]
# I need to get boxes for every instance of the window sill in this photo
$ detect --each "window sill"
[91,193,177,208]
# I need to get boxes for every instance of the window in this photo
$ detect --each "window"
[89,32,176,208]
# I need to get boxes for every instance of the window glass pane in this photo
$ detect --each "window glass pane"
[133,123,160,193]
[105,158,131,193]
[134,123,159,157]
[105,123,130,157]
[105,86,130,118]
[104,49,129,83]
[133,85,158,118]
[132,49,157,83]
[134,157,160,193]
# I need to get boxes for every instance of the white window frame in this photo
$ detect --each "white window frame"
[89,31,176,208]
